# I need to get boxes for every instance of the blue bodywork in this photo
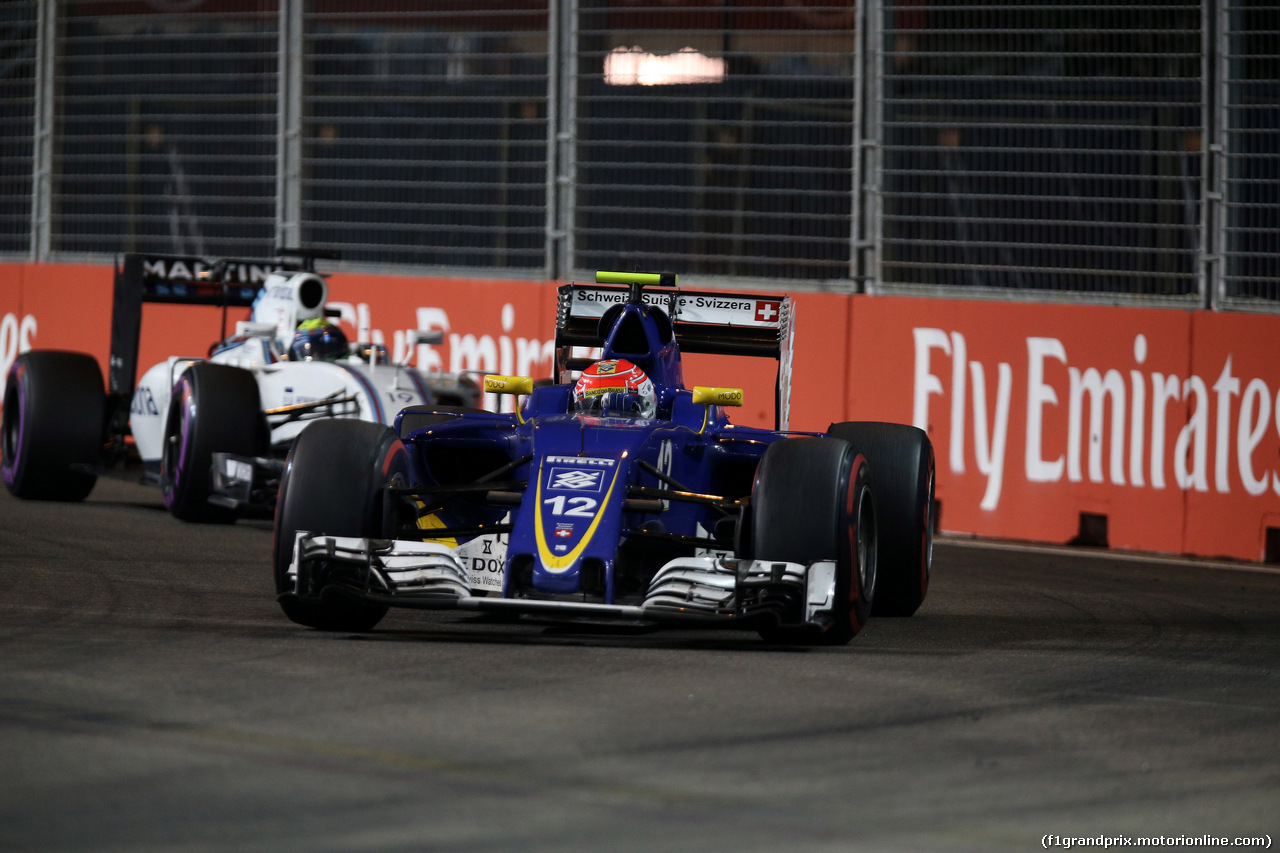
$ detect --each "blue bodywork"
[391,279,802,605]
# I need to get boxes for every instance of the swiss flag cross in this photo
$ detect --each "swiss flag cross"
[755,301,781,323]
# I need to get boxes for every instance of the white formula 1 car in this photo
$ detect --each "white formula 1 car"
[1,250,480,522]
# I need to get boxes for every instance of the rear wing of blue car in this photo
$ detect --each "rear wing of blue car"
[554,271,796,429]
[109,250,333,400]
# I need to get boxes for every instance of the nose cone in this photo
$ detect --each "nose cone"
[506,416,653,599]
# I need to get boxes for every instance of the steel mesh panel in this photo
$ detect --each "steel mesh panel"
[1,0,1274,310]
[572,2,857,281]
[52,1,279,259]
[880,1,1203,296]
[1221,0,1279,306]
[300,3,549,273]
[0,2,37,255]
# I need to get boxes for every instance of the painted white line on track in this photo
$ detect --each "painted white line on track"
[935,534,1280,576]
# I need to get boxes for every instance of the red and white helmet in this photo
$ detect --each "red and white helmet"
[571,359,656,418]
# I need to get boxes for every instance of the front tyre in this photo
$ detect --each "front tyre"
[160,362,266,523]
[750,437,876,645]
[273,419,406,632]
[2,351,104,501]
[828,422,934,617]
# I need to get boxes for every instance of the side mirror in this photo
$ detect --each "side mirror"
[691,386,744,407]
[484,375,534,396]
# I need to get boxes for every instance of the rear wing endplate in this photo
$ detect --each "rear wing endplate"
[554,274,796,430]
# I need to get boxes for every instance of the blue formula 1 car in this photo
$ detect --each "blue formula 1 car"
[274,272,935,645]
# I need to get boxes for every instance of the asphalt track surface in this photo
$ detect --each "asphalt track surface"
[2,476,1278,853]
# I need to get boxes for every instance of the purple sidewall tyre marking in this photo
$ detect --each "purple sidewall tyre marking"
[2,363,27,487]
[163,380,194,509]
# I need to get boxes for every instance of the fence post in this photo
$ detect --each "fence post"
[277,0,303,252]
[1200,0,1227,310]
[545,0,577,280]
[853,0,884,295]
[850,0,866,287]
[29,0,56,262]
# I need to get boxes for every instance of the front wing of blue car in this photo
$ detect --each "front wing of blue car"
[283,532,841,632]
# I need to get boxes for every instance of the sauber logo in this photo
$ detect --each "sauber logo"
[548,468,604,491]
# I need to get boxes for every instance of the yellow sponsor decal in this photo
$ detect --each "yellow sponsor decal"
[416,508,459,548]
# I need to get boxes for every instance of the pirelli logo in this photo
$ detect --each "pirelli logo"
[545,455,616,467]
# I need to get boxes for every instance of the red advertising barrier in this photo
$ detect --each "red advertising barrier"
[0,262,251,387]
[1183,312,1280,561]
[3,262,1278,563]
[845,295,1280,561]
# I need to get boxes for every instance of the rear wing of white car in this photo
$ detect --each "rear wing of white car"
[554,271,796,430]
[108,250,333,400]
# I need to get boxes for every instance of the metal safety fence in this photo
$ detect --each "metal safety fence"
[865,2,1205,302]
[1,0,1276,309]
[0,0,39,257]
[1215,0,1280,309]
[565,2,859,282]
[859,0,1278,309]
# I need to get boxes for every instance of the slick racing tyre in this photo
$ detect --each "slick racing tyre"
[160,362,266,523]
[2,350,104,501]
[749,436,876,645]
[273,419,407,632]
[828,422,934,617]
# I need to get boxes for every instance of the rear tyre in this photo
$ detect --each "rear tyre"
[749,437,876,645]
[160,362,266,523]
[828,422,934,617]
[273,419,406,632]
[2,350,104,501]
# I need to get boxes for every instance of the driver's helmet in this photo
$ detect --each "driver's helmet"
[571,359,656,418]
[289,317,349,362]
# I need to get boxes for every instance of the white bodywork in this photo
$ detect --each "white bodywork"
[127,268,453,467]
